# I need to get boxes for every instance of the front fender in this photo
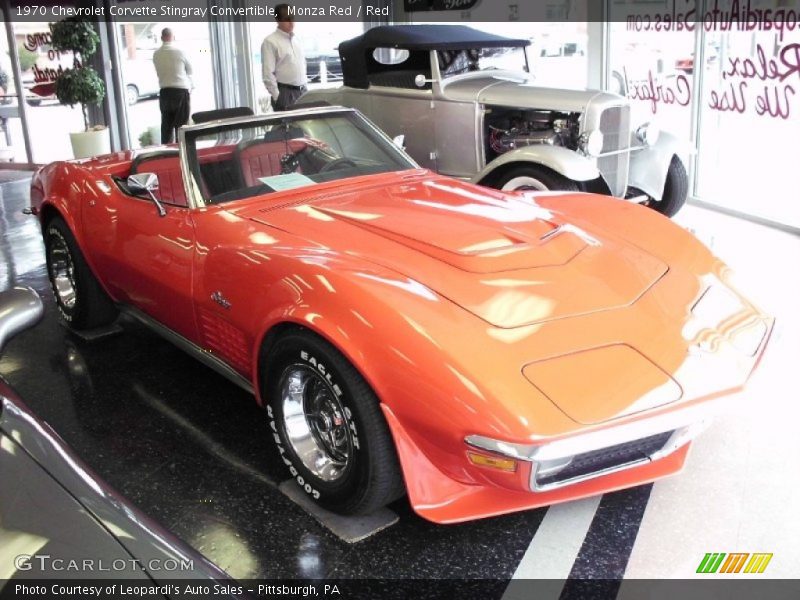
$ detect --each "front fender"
[628,131,693,200]
[473,145,600,185]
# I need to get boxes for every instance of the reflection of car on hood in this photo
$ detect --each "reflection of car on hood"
[0,287,248,593]
[29,106,772,524]
[299,25,691,217]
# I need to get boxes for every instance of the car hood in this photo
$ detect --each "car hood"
[441,75,622,112]
[231,174,667,329]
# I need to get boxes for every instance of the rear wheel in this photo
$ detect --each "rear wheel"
[263,330,404,515]
[494,165,580,193]
[44,217,118,330]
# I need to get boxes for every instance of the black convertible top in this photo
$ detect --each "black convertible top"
[339,25,529,89]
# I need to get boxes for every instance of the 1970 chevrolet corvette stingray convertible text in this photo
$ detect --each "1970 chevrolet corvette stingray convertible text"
[30,107,771,523]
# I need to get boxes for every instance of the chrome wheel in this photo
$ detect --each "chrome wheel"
[501,175,548,192]
[48,233,77,311]
[280,365,353,483]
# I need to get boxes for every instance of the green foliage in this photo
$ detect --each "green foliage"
[54,66,105,108]
[49,18,99,59]
[49,18,105,131]
[0,68,8,91]
[138,129,153,147]
[16,46,39,72]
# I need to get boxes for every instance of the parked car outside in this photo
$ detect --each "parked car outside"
[306,52,343,83]
[29,106,771,523]
[299,25,691,217]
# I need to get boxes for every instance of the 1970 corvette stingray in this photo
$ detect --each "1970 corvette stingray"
[29,106,771,523]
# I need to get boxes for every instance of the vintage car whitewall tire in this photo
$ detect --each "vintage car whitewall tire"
[44,217,118,330]
[263,330,404,515]
[496,165,580,193]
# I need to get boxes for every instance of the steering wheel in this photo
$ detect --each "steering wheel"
[319,157,358,174]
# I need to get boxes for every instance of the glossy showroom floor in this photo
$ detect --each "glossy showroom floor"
[1,174,798,589]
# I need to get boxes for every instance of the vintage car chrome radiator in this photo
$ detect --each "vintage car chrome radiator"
[595,104,632,198]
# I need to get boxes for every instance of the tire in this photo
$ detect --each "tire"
[653,156,688,217]
[44,217,118,330]
[126,85,139,106]
[493,165,580,193]
[263,330,404,515]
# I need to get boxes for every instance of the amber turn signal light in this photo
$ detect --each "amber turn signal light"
[467,451,518,472]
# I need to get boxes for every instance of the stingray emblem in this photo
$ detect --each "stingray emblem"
[211,291,232,310]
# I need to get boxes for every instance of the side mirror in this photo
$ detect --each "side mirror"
[127,173,166,217]
[392,134,405,150]
[414,74,434,88]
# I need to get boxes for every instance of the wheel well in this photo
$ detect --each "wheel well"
[39,204,62,230]
[478,161,559,188]
[257,322,309,380]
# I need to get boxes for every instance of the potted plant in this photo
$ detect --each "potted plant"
[49,17,109,158]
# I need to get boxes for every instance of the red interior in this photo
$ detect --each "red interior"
[132,155,188,207]
[238,141,305,187]
[127,138,312,205]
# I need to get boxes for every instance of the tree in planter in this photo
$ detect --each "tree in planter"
[49,17,105,132]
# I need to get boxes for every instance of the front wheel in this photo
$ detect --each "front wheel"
[44,217,118,330]
[263,330,404,515]
[126,85,139,106]
[493,165,580,193]
[630,156,688,218]
[655,156,688,217]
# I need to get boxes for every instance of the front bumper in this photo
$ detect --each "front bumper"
[467,414,710,493]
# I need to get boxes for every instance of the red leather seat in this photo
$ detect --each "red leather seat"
[130,151,188,207]
[236,140,296,187]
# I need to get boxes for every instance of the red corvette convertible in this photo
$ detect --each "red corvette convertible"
[30,107,772,523]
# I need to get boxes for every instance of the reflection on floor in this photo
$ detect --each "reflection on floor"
[0,176,797,585]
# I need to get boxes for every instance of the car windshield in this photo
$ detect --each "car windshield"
[437,46,529,78]
[184,110,417,205]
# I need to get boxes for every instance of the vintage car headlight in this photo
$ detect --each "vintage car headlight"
[636,122,660,146]
[579,130,604,156]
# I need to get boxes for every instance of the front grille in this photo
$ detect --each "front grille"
[596,105,631,197]
[536,430,673,488]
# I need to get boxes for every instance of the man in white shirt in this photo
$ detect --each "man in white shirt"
[261,4,307,111]
[153,28,193,143]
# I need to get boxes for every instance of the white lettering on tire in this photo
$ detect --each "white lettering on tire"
[266,348,362,502]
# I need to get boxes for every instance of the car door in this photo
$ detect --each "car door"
[344,48,437,170]
[81,179,197,342]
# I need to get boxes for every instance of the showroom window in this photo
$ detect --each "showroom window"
[248,20,365,113]
[0,14,27,162]
[5,19,86,163]
[113,21,217,148]
[605,18,695,145]
[404,0,591,90]
[608,0,800,229]
[694,7,800,228]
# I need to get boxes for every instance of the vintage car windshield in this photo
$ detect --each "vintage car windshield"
[184,110,416,205]
[437,47,529,78]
